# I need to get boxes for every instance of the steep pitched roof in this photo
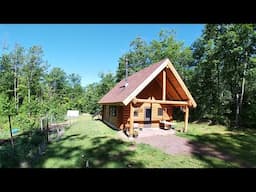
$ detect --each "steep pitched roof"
[99,58,197,107]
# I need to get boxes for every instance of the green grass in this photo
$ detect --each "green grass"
[0,130,10,140]
[2,114,255,168]
[174,121,256,167]
[33,114,246,168]
[0,130,46,168]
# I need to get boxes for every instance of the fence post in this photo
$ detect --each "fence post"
[8,115,14,149]
[46,117,49,143]
[40,118,43,131]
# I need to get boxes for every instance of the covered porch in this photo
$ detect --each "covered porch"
[127,97,190,137]
[126,66,192,137]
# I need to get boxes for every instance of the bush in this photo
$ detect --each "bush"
[30,133,44,146]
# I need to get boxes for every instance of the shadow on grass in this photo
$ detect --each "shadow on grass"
[1,121,145,168]
[34,134,144,168]
[0,131,84,168]
[80,137,144,168]
[58,134,88,141]
[0,132,39,168]
[186,132,256,168]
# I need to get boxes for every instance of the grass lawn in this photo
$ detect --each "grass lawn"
[36,114,208,168]
[34,114,256,168]
[175,121,256,167]
[2,114,255,168]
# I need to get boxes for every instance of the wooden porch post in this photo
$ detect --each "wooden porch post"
[162,70,166,101]
[184,105,189,133]
[129,102,134,137]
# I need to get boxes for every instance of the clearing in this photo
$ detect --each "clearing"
[2,114,255,168]
[33,114,256,168]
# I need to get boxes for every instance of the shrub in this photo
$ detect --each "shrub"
[30,133,44,146]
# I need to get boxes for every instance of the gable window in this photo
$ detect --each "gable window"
[110,106,117,117]
[158,108,163,116]
[134,107,139,117]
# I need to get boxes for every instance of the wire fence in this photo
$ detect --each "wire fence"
[0,112,80,167]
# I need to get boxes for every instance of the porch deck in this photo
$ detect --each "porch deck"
[117,127,176,140]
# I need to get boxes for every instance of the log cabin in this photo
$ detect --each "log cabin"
[98,58,196,136]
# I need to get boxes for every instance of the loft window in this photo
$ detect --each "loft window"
[110,106,117,117]
[134,108,139,117]
[158,108,163,116]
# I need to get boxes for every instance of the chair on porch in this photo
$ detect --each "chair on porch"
[134,123,143,131]
[159,120,176,130]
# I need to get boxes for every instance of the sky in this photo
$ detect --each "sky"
[0,24,204,86]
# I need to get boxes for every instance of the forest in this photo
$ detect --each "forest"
[0,24,256,136]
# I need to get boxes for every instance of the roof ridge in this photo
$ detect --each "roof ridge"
[121,58,168,82]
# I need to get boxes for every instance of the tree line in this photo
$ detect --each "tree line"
[0,45,84,132]
[1,24,255,133]
[86,24,256,129]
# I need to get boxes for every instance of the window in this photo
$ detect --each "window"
[110,106,117,117]
[158,108,163,116]
[134,108,139,117]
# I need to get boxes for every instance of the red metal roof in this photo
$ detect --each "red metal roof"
[99,59,167,105]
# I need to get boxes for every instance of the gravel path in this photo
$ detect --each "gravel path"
[134,134,251,167]
[135,135,193,155]
[117,128,251,167]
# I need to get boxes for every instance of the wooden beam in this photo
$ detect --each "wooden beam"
[166,61,197,108]
[132,97,137,105]
[184,105,189,133]
[133,98,189,106]
[129,102,134,137]
[155,78,173,101]
[166,75,183,100]
[162,69,166,101]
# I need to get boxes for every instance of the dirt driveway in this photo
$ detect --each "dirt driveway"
[135,134,234,158]
[117,128,251,167]
[117,129,194,155]
[134,134,251,167]
[135,135,193,155]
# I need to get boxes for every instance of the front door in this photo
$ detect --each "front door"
[144,108,152,128]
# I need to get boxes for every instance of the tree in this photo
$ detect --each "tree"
[0,53,13,98]
[0,44,88,135]
[190,24,256,127]
[22,46,48,105]
[46,67,67,95]
[116,36,149,83]
[67,73,84,110]
[10,44,25,111]
[190,26,224,123]
[116,30,193,84]
[84,73,116,115]
[0,94,16,148]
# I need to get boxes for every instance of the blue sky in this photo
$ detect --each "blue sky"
[0,24,204,86]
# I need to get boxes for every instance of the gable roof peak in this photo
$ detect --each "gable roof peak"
[99,58,196,108]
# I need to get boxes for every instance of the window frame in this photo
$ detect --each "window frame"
[158,108,163,116]
[110,106,117,117]
[134,107,139,117]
